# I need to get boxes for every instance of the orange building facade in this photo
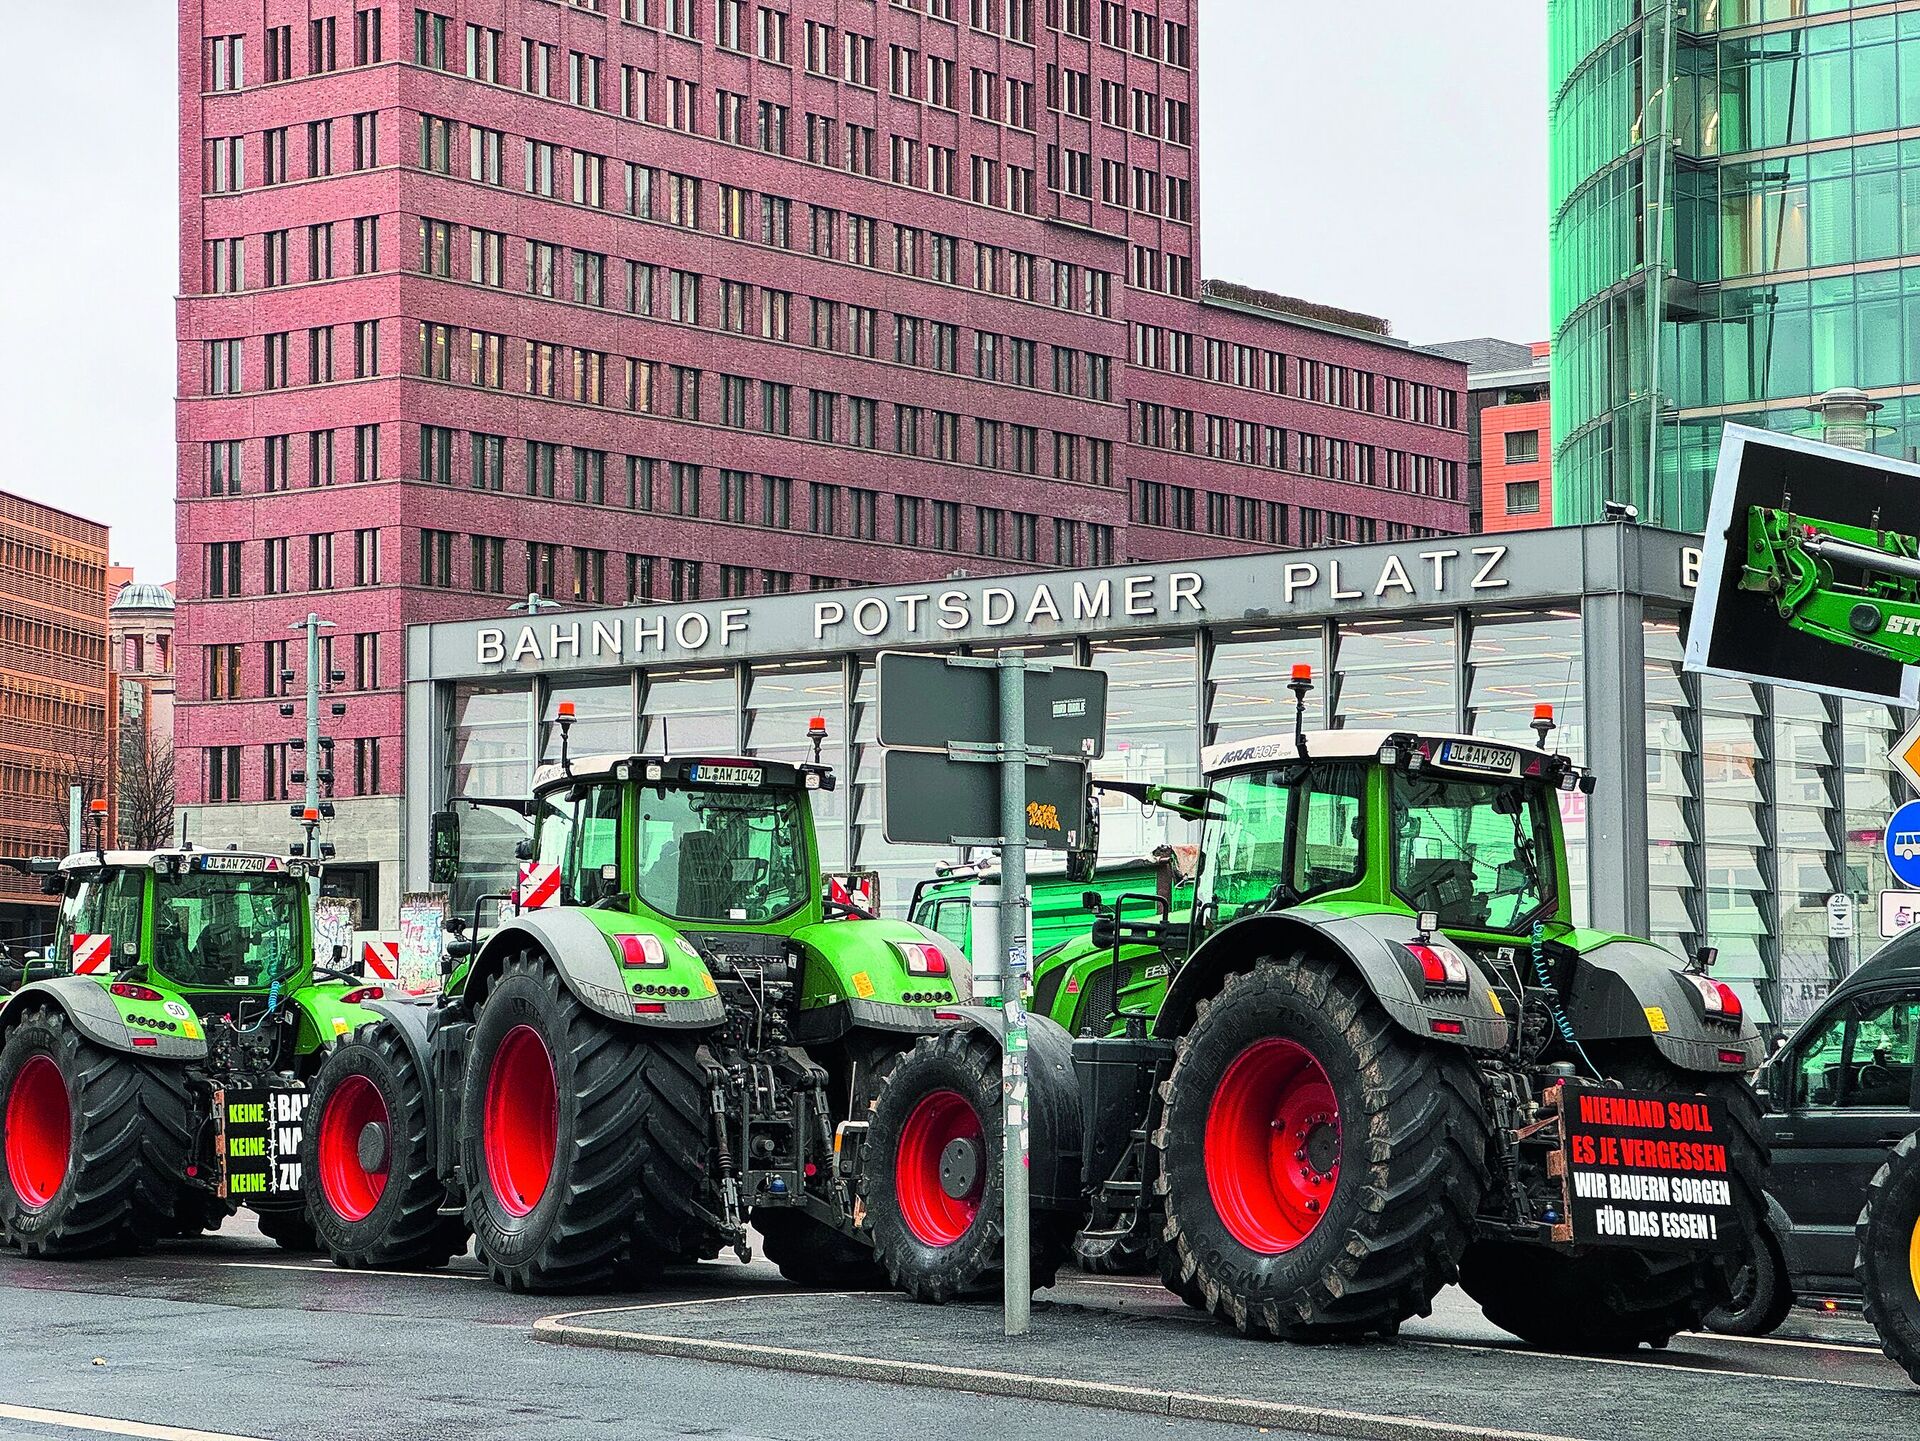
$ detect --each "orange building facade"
[1478,342,1553,533]
[0,493,112,939]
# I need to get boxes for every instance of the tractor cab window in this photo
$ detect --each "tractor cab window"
[1791,993,1920,1109]
[631,781,811,924]
[534,783,622,905]
[1198,763,1364,922]
[925,898,969,951]
[1389,772,1556,933]
[56,869,144,968]
[152,872,303,989]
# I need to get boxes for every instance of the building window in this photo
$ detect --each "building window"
[353,737,384,796]
[1505,481,1541,515]
[1504,430,1541,465]
[205,746,242,802]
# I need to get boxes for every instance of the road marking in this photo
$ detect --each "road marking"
[1402,1338,1905,1392]
[1690,1330,1881,1355]
[0,1403,270,1441]
[214,1261,486,1283]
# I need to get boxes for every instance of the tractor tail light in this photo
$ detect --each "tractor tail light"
[896,941,948,977]
[341,986,384,1005]
[633,1001,667,1014]
[131,1036,159,1048]
[109,982,163,1002]
[1407,942,1468,990]
[616,933,669,969]
[1682,973,1743,1022]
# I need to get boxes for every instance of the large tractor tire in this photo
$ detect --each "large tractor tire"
[304,1024,468,1270]
[1703,1222,1793,1337]
[861,1028,1077,1302]
[1857,1130,1920,1386]
[1154,955,1490,1341]
[0,1005,191,1257]
[461,954,706,1292]
[255,1206,320,1252]
[1460,1052,1767,1352]
[753,1207,883,1287]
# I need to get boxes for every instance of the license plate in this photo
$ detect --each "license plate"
[1439,741,1517,775]
[691,764,762,786]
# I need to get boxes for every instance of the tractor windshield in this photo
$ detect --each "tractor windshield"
[153,872,305,989]
[1388,772,1556,933]
[633,783,811,924]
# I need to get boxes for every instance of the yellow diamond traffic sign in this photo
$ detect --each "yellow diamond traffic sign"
[1893,717,1920,795]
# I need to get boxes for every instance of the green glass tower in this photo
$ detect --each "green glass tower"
[1551,0,1920,527]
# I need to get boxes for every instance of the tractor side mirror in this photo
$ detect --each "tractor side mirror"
[428,809,462,887]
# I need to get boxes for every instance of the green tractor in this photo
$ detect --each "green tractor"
[860,677,1769,1351]
[299,719,966,1291]
[0,843,385,1255]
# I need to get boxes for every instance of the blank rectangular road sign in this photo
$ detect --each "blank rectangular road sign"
[876,651,1107,758]
[882,750,1088,850]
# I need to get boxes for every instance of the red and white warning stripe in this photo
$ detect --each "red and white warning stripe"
[70,933,112,976]
[361,939,399,981]
[517,861,561,911]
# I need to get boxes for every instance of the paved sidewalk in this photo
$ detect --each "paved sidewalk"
[533,1281,1919,1441]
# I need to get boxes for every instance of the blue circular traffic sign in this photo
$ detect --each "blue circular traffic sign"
[1887,800,1920,888]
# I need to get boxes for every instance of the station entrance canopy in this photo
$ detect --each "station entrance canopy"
[406,524,1905,1028]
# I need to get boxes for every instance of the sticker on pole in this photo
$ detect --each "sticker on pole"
[517,861,561,910]
[361,938,399,981]
[1886,800,1920,888]
[1557,1082,1738,1252]
[70,933,112,976]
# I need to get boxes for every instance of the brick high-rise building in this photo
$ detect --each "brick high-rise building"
[0,495,111,940]
[178,0,1468,910]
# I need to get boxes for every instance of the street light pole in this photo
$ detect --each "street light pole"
[997,652,1031,1338]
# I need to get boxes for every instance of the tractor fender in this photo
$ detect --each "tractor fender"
[788,917,962,1045]
[1154,908,1510,1051]
[0,975,208,1062]
[359,996,440,1090]
[927,1005,1084,1212]
[286,984,388,1065]
[1562,937,1763,1073]
[468,909,724,1030]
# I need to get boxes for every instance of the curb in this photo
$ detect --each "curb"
[531,1312,1582,1441]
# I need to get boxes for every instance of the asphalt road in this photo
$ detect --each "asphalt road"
[0,1216,1910,1441]
[0,1218,1306,1441]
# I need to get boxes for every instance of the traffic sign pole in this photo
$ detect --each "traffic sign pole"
[998,653,1031,1339]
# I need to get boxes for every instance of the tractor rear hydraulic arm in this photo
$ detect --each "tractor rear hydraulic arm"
[1740,504,1920,660]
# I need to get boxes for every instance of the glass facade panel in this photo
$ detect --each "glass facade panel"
[1092,636,1199,858]
[540,675,634,761]
[1332,618,1456,730]
[641,666,738,754]
[1204,625,1325,744]
[744,661,848,869]
[1643,616,1700,957]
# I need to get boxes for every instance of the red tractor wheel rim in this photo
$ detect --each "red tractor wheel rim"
[1204,1037,1342,1254]
[316,1074,389,1222]
[895,1089,985,1246]
[484,1024,557,1218]
[5,1054,70,1209]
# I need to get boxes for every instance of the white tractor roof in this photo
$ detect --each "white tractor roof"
[58,849,298,874]
[1201,730,1553,778]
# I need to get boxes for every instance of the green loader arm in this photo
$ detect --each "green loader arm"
[1740,504,1920,661]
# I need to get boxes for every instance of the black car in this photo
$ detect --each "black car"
[1708,930,1920,1333]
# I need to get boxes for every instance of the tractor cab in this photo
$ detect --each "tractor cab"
[1195,722,1594,944]
[50,851,312,996]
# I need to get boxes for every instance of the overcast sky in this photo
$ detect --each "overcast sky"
[0,0,1547,586]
